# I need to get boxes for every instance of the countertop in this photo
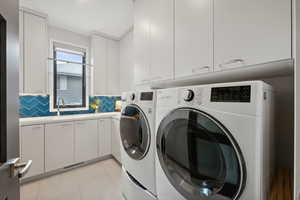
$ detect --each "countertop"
[19,112,121,126]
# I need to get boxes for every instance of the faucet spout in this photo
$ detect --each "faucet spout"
[57,97,65,116]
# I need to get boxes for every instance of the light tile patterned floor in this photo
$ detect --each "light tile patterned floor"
[21,159,123,200]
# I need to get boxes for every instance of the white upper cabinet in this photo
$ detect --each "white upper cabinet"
[214,0,291,71]
[133,0,151,85]
[174,0,212,78]
[91,35,107,95]
[23,11,48,94]
[149,0,174,81]
[107,40,120,95]
[91,35,120,95]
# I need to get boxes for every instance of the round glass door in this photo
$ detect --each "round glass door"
[120,104,150,160]
[156,108,246,200]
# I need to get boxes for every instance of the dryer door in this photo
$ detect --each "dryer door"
[156,108,246,200]
[120,104,151,160]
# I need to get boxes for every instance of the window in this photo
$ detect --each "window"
[53,42,87,109]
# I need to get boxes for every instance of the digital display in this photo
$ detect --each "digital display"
[211,86,251,102]
[140,92,153,101]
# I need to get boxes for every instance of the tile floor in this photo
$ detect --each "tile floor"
[20,159,123,200]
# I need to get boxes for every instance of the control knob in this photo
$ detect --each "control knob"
[183,89,194,102]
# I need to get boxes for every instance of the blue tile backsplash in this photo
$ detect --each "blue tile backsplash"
[20,95,121,118]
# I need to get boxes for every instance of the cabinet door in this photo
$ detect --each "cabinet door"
[74,120,98,163]
[91,35,107,95]
[98,119,112,157]
[133,0,151,85]
[107,40,120,95]
[214,0,291,71]
[111,119,121,163]
[175,0,212,78]
[45,122,74,172]
[20,125,44,178]
[23,12,47,94]
[149,0,174,81]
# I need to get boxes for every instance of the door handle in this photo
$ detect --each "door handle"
[7,158,32,178]
[17,160,32,178]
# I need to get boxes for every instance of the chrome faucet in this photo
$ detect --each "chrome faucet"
[57,97,65,116]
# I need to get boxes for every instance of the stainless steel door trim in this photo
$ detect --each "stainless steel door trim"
[120,104,151,160]
[156,107,247,200]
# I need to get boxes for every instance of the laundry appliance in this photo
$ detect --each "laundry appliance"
[120,91,157,200]
[155,81,274,200]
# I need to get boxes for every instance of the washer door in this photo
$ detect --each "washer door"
[156,108,246,200]
[120,104,151,160]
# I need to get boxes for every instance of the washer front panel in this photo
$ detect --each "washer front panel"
[120,104,151,160]
[156,108,246,200]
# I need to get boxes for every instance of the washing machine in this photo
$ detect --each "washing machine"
[155,81,275,200]
[120,91,157,200]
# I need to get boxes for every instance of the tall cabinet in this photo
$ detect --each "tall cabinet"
[213,0,291,71]
[91,35,120,95]
[174,0,212,78]
[19,9,48,94]
[133,0,292,85]
[134,0,174,85]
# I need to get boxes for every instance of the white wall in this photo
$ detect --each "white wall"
[48,26,92,97]
[119,30,134,92]
[48,26,90,50]
[264,76,294,169]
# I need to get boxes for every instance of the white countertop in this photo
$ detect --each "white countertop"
[20,112,121,126]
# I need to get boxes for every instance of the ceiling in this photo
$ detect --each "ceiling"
[20,0,134,39]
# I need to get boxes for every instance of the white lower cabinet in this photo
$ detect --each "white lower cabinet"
[74,120,98,163]
[20,125,45,178]
[45,122,74,172]
[98,119,112,157]
[20,115,121,178]
[111,118,121,163]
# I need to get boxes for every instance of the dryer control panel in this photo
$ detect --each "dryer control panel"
[211,85,251,103]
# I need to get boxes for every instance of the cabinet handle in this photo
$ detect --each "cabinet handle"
[219,59,245,68]
[192,66,210,73]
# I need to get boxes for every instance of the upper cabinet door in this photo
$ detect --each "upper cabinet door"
[23,12,48,94]
[149,0,174,82]
[214,0,291,71]
[107,40,120,95]
[133,0,151,85]
[175,0,212,78]
[91,35,107,95]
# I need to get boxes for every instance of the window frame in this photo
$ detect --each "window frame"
[49,39,90,112]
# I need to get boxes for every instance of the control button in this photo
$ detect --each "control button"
[130,93,135,101]
[183,89,194,102]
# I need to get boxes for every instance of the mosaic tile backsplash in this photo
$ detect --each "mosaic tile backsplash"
[20,95,121,118]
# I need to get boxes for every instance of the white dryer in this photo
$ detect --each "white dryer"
[155,81,274,200]
[120,91,157,200]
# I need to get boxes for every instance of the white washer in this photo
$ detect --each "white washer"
[155,81,274,200]
[120,91,157,200]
